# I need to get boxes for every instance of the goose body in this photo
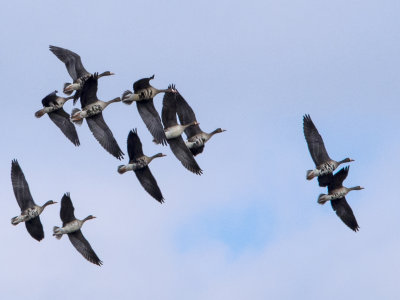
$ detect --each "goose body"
[165,123,198,140]
[71,98,119,121]
[35,91,74,118]
[303,114,354,187]
[318,166,363,232]
[10,160,57,241]
[53,193,102,266]
[49,45,114,104]
[118,129,165,203]
[36,91,80,146]
[161,86,202,175]
[121,75,176,145]
[71,73,124,160]
[185,129,226,151]
[175,89,225,156]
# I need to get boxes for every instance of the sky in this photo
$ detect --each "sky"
[1,0,400,299]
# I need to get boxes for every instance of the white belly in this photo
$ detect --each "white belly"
[165,125,185,139]
[61,220,82,234]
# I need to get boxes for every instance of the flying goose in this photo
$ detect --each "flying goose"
[318,166,363,232]
[10,160,57,241]
[303,114,354,186]
[161,86,202,175]
[71,73,124,160]
[118,129,165,203]
[175,89,226,156]
[35,90,80,146]
[121,75,176,145]
[53,193,102,266]
[49,45,114,104]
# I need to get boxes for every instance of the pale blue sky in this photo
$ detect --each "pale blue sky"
[1,0,400,299]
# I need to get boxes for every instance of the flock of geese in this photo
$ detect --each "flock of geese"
[11,45,226,265]
[303,115,364,232]
[9,46,364,267]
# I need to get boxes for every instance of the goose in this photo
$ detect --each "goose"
[71,73,124,160]
[175,88,226,156]
[121,75,176,145]
[35,90,80,146]
[118,129,165,203]
[10,159,57,241]
[53,193,102,266]
[318,166,363,232]
[303,114,354,186]
[160,86,202,175]
[49,45,114,104]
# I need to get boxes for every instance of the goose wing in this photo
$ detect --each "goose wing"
[162,89,178,128]
[48,108,80,146]
[86,113,124,160]
[127,129,144,162]
[136,99,167,145]
[49,45,90,81]
[176,91,203,138]
[60,193,76,226]
[42,91,59,107]
[68,230,102,266]
[190,145,205,156]
[168,137,202,175]
[134,166,164,203]
[11,160,35,211]
[327,167,350,191]
[133,75,154,92]
[80,74,98,108]
[331,197,359,232]
[303,114,331,166]
[25,217,44,241]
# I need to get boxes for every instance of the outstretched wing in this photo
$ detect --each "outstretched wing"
[331,197,359,232]
[49,45,90,80]
[303,114,331,166]
[11,159,35,211]
[190,145,205,156]
[162,90,178,128]
[136,100,167,145]
[327,167,350,192]
[168,137,202,175]
[133,75,154,92]
[25,217,44,241]
[41,91,59,107]
[68,230,102,266]
[134,166,164,203]
[60,193,76,226]
[86,113,124,160]
[80,74,98,108]
[176,91,202,138]
[48,109,80,146]
[127,129,144,162]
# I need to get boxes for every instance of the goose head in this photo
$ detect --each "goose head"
[98,71,115,78]
[83,215,96,222]
[338,158,354,165]
[43,200,57,208]
[349,186,364,191]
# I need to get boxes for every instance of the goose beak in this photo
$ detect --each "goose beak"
[161,154,167,157]
[110,72,115,75]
